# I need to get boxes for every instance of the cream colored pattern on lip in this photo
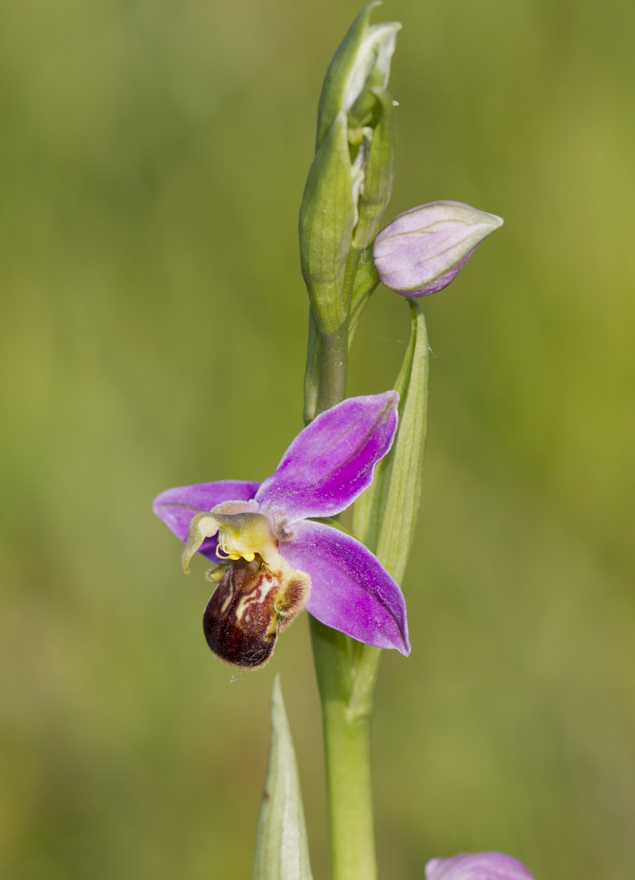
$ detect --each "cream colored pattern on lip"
[234,577,278,623]
[220,583,234,614]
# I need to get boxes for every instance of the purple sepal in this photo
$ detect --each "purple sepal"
[425,852,535,880]
[280,519,410,654]
[373,200,503,297]
[394,249,474,298]
[153,480,261,561]
[256,392,399,523]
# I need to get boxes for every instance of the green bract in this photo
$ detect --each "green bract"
[252,676,313,880]
[354,300,429,584]
[299,110,356,335]
[348,245,380,347]
[316,2,400,151]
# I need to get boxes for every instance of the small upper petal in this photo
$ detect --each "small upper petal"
[279,519,409,654]
[153,480,261,562]
[425,853,535,880]
[255,392,399,523]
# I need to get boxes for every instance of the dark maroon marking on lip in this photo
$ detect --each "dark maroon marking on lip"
[203,555,310,669]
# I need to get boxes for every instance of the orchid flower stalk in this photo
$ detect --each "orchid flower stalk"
[154,5,507,879]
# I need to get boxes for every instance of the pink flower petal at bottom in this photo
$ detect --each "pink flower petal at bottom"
[425,852,535,880]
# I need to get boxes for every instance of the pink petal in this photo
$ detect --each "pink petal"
[256,392,398,523]
[280,519,409,654]
[426,852,535,880]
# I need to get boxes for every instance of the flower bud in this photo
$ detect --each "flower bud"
[373,200,503,297]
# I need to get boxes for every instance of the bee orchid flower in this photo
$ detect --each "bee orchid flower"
[153,392,409,669]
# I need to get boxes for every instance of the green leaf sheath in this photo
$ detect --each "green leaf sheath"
[337,300,429,838]
[354,300,429,583]
[374,301,429,583]
[252,675,313,880]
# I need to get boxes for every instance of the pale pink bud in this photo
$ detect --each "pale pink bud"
[373,200,503,297]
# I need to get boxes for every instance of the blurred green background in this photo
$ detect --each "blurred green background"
[1,0,634,878]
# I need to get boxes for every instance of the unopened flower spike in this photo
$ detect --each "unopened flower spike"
[299,2,401,336]
[374,200,504,297]
[153,392,409,669]
[425,852,535,880]
[316,1,400,150]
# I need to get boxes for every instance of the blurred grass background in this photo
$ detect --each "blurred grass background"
[1,0,634,878]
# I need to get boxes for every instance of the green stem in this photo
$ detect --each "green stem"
[316,321,349,416]
[303,311,321,425]
[310,620,380,880]
[306,309,381,880]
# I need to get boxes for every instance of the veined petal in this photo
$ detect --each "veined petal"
[374,201,503,297]
[256,392,398,523]
[425,852,535,880]
[280,520,409,654]
[153,480,261,562]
